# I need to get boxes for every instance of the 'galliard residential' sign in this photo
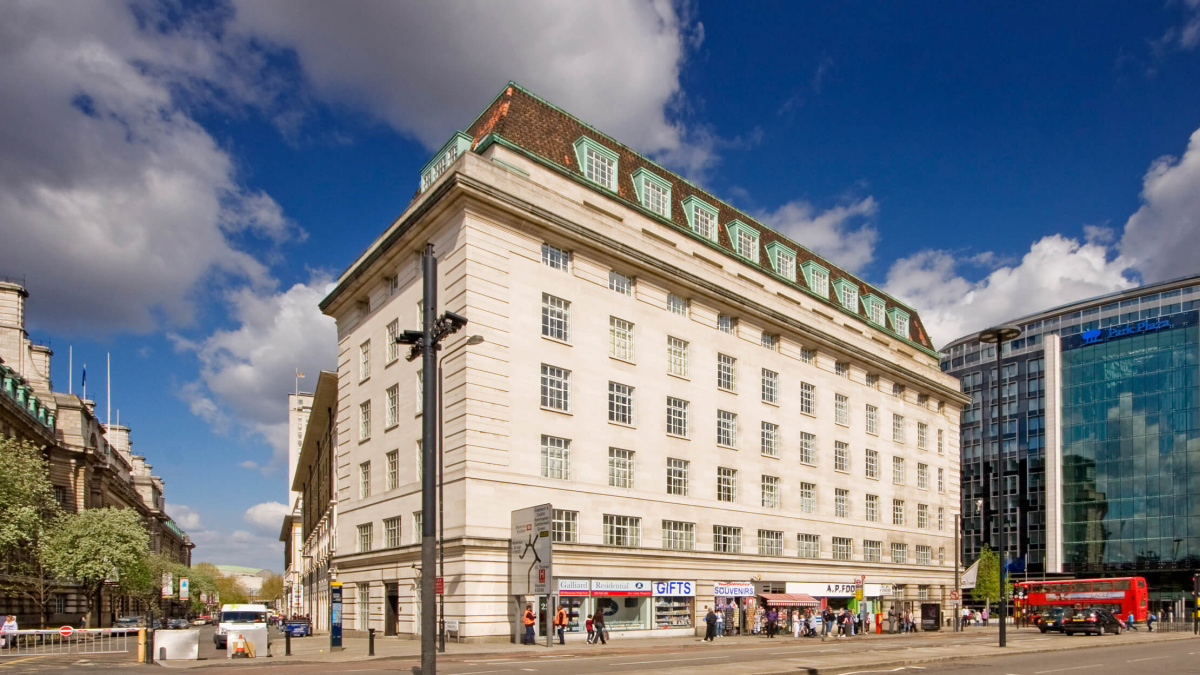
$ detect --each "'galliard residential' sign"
[1080,317,1173,345]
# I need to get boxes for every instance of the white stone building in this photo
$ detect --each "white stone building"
[319,83,967,642]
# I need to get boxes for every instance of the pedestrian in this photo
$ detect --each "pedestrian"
[593,608,607,644]
[1127,612,1137,631]
[887,606,895,633]
[715,605,725,637]
[521,604,536,645]
[554,604,567,645]
[585,614,595,644]
[79,614,87,629]
[703,606,717,642]
[807,610,817,637]
[961,606,970,629]
[1,615,16,650]
[792,609,801,638]
[982,606,989,626]
[767,608,778,638]
[1147,611,1156,632]
[822,608,834,640]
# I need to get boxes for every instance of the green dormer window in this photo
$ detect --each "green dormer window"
[419,132,473,194]
[682,196,718,241]
[725,220,759,263]
[832,279,859,313]
[801,261,829,298]
[888,308,911,338]
[765,242,797,281]
[573,137,618,191]
[632,169,671,218]
[862,295,886,326]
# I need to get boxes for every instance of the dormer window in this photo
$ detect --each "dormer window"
[765,242,797,281]
[632,169,671,218]
[573,137,618,191]
[862,295,886,326]
[725,220,759,263]
[682,196,718,241]
[832,279,859,313]
[801,261,829,298]
[419,132,473,194]
[888,308,911,338]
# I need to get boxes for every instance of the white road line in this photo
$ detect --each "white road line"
[836,668,911,675]
[1034,665,1100,674]
[1127,656,1171,662]
[618,655,730,665]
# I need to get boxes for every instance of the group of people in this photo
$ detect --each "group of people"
[523,604,608,646]
[1,615,17,649]
[703,605,873,641]
[960,606,989,626]
[889,606,919,632]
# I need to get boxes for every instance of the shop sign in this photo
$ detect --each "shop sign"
[558,579,590,596]
[591,579,651,596]
[1081,317,1172,345]
[786,582,891,598]
[713,581,755,597]
[653,581,695,597]
[1047,591,1124,601]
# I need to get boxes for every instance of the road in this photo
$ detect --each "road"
[906,637,1199,674]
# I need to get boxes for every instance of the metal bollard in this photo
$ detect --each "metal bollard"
[285,630,291,656]
[368,628,375,656]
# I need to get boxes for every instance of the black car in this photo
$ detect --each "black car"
[166,618,190,630]
[1063,607,1123,636]
[1034,607,1068,633]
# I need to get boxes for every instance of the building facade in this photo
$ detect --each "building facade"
[320,83,966,641]
[282,391,314,615]
[942,275,1200,601]
[291,371,337,630]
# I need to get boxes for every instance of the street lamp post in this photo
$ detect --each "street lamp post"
[437,334,484,652]
[978,324,1022,648]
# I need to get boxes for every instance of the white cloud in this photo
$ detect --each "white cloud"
[228,0,713,174]
[244,501,291,536]
[757,197,879,273]
[166,502,202,531]
[1118,127,1200,283]
[0,1,297,334]
[173,276,337,472]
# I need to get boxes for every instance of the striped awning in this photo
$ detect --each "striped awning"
[759,592,820,607]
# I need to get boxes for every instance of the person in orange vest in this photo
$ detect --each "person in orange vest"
[554,605,568,644]
[522,604,536,644]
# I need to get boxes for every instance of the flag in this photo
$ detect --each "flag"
[81,365,86,388]
[1006,556,1027,574]
[296,369,305,378]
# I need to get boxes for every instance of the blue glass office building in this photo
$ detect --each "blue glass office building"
[942,275,1200,602]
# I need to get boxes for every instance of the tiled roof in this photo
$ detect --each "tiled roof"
[460,82,934,352]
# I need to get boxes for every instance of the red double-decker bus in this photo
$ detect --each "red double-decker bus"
[1016,577,1148,623]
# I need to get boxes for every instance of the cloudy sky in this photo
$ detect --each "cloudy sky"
[2,0,1198,570]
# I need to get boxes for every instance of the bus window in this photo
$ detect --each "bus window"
[1094,581,1112,591]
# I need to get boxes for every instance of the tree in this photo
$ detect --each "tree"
[0,438,65,627]
[44,507,149,627]
[259,572,284,606]
[970,544,1014,609]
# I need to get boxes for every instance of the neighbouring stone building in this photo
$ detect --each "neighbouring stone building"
[319,83,967,642]
[290,370,338,630]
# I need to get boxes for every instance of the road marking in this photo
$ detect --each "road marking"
[618,656,730,665]
[1127,656,1171,662]
[1034,666,1100,674]
[0,656,51,669]
[836,668,912,675]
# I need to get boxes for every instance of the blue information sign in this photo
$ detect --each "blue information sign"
[330,581,343,649]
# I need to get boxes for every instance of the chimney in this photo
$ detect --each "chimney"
[0,281,29,374]
[105,424,132,457]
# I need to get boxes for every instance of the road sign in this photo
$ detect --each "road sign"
[510,504,553,596]
[59,626,73,638]
[435,577,444,595]
[950,590,960,600]
[180,577,190,601]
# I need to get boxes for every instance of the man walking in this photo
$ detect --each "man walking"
[703,606,717,642]
[888,606,895,634]
[554,604,567,644]
[522,604,536,645]
[592,607,607,644]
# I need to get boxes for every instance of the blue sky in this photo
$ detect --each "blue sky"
[2,0,1198,570]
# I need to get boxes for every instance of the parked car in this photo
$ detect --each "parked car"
[167,618,190,630]
[1064,607,1123,636]
[1033,607,1068,633]
[114,616,143,635]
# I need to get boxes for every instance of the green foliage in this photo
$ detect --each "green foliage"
[45,507,149,591]
[970,544,1014,606]
[0,437,58,554]
[259,572,284,604]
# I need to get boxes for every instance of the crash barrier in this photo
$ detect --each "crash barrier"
[0,628,133,658]
[226,627,269,659]
[1152,620,1194,633]
[153,628,199,660]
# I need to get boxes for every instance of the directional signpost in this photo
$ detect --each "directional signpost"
[511,504,553,646]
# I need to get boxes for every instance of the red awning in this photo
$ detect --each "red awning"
[759,593,820,607]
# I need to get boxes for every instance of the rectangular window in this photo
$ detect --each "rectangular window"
[893,457,905,485]
[758,530,783,556]
[800,347,816,365]
[386,450,399,491]
[937,428,944,455]
[608,447,634,488]
[918,503,930,529]
[359,400,371,441]
[893,499,905,526]
[835,361,850,378]
[893,414,906,443]
[359,340,371,381]
[866,494,879,522]
[799,482,816,513]
[800,381,815,415]
[869,301,885,325]
[718,314,734,334]
[609,317,635,361]
[918,463,929,489]
[642,177,669,216]
[916,545,932,566]
[835,394,849,425]
[840,284,858,312]
[358,584,370,630]
[666,458,689,496]
[603,515,640,547]
[893,383,906,398]
[384,384,399,428]
[761,368,778,403]
[667,337,689,377]
[735,228,758,261]
[799,432,817,465]
[891,542,908,564]
[810,268,828,297]
[387,320,400,362]
[542,243,569,271]
[835,488,849,518]
[864,540,882,563]
[833,537,853,561]
[413,512,422,544]
[415,439,423,480]
[666,397,689,437]
[761,332,778,350]
[416,370,423,415]
[866,404,878,434]
[540,364,571,411]
[865,448,879,479]
[761,422,779,457]
[798,533,820,559]
[693,204,716,240]
[717,467,737,502]
[667,293,688,316]
[938,468,945,494]
[541,294,570,341]
[608,382,635,425]
[938,506,945,531]
[894,313,909,337]
[552,510,578,543]
[777,251,796,281]
[357,523,372,553]
[609,270,633,296]
[866,373,879,389]
[717,410,737,447]
[918,422,929,450]
[540,435,570,480]
[662,521,695,551]
[713,525,742,554]
[761,475,780,508]
[939,547,946,565]
[384,517,401,548]
[359,461,371,499]
[717,353,736,390]
[830,442,848,474]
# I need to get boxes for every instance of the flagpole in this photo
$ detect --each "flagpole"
[69,346,73,395]
[107,353,111,434]
[82,363,87,401]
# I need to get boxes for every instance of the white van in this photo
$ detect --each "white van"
[214,603,269,649]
